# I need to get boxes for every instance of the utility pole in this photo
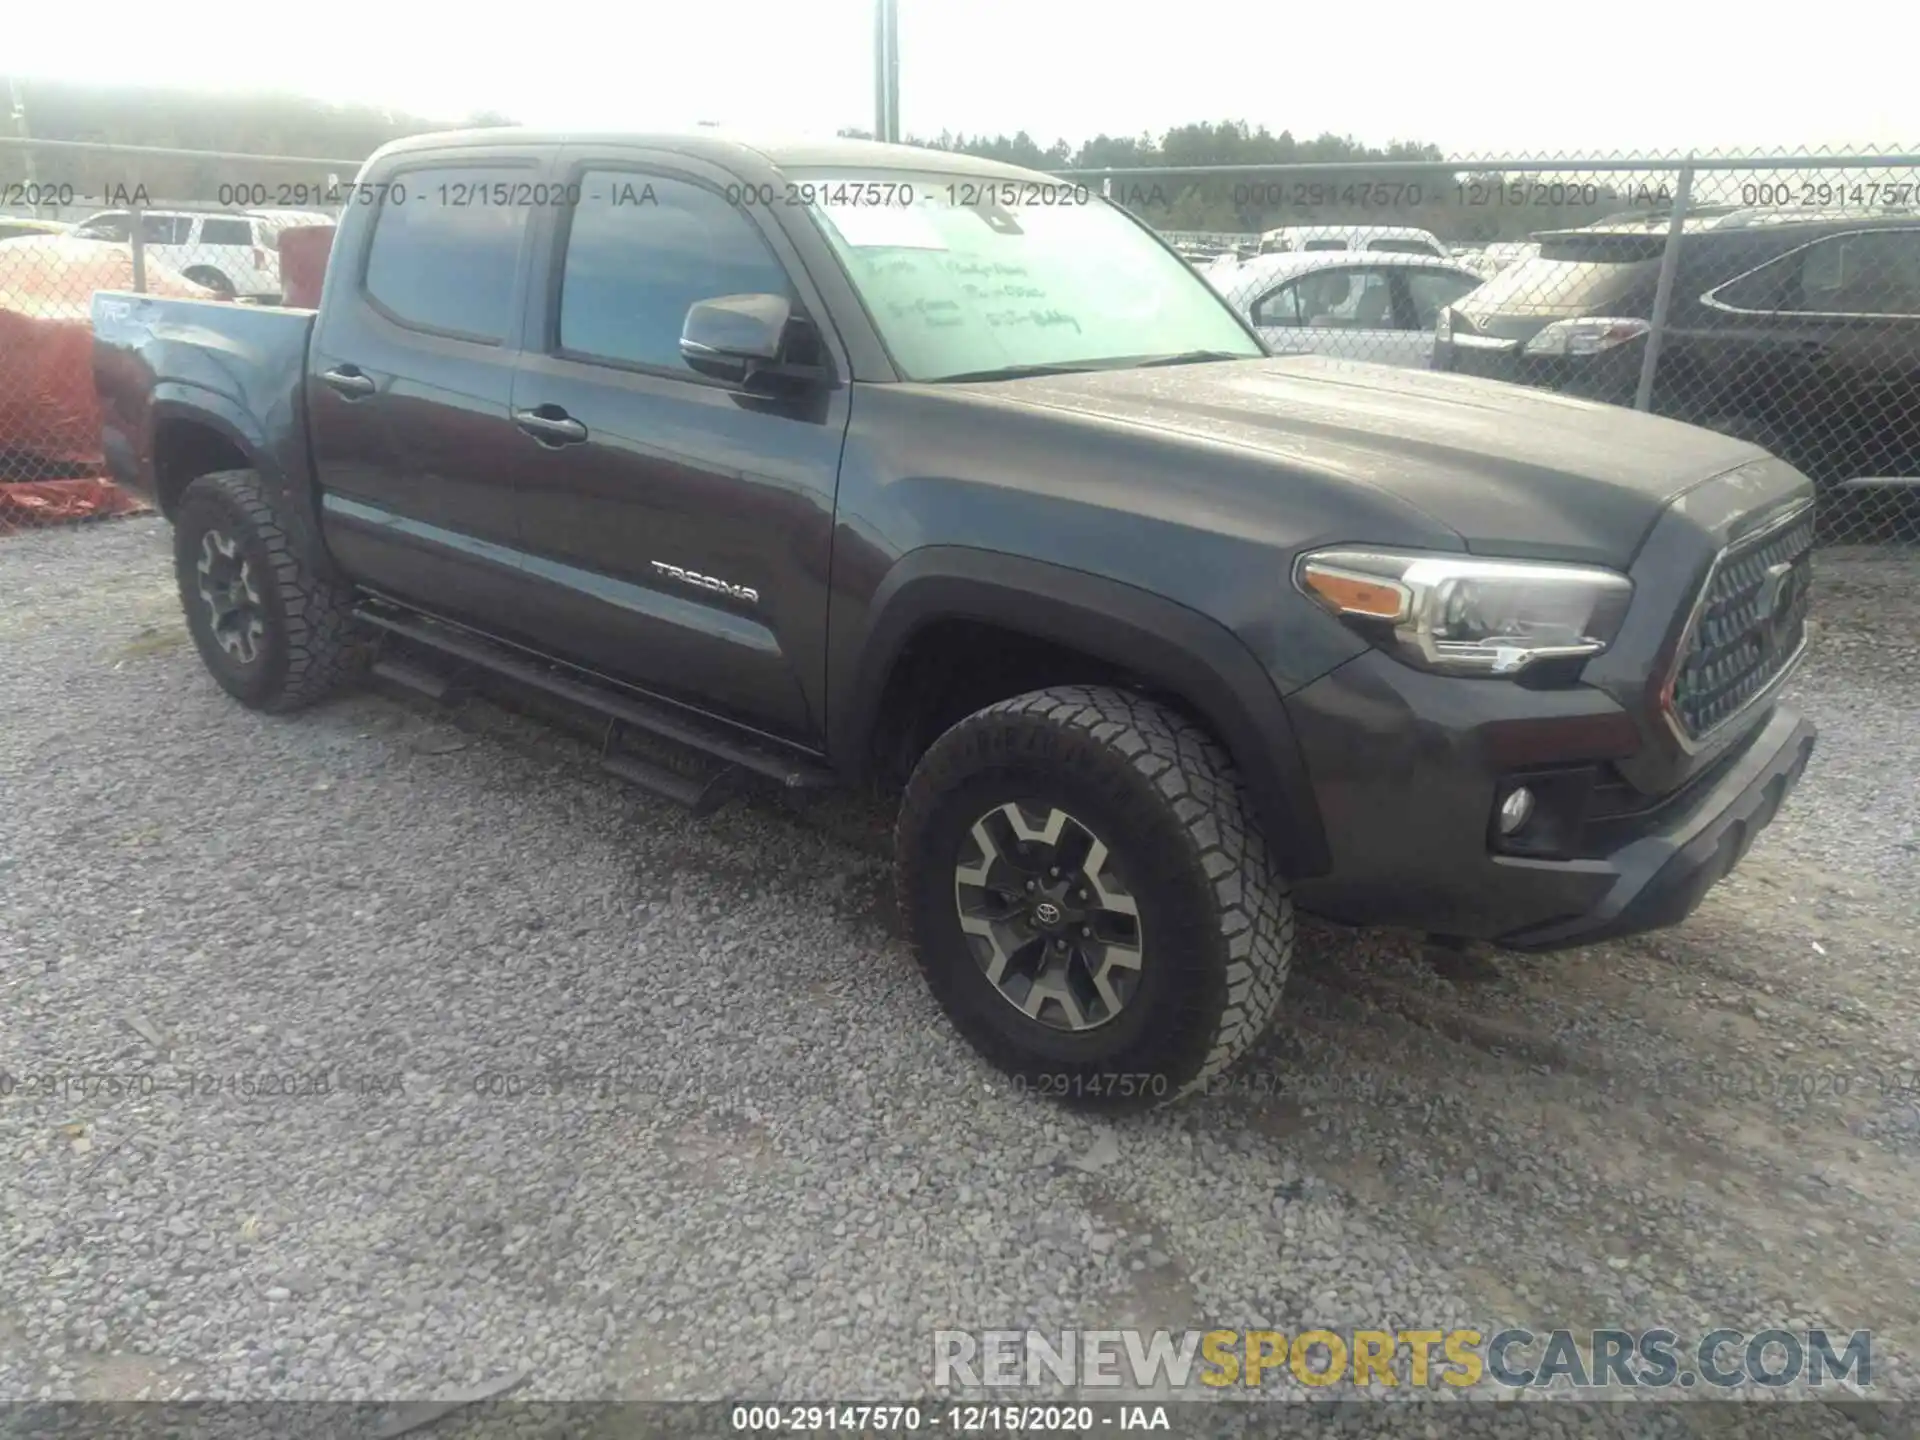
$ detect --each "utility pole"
[873,0,900,143]
[6,76,39,212]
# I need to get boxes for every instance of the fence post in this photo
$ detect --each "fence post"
[129,203,148,293]
[1634,158,1694,412]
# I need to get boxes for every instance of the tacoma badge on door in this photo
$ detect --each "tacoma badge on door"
[650,560,759,605]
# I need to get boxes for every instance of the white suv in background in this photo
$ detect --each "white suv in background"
[73,208,333,299]
[1208,250,1488,368]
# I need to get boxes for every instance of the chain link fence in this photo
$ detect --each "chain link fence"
[3,138,1916,549]
[0,140,352,528]
[1115,149,1920,548]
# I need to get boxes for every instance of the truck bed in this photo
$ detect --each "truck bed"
[92,292,316,513]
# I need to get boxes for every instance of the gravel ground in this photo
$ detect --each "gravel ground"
[2,518,1916,1434]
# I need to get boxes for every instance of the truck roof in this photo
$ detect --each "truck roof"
[367,128,1051,182]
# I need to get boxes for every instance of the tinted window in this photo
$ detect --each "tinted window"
[1795,230,1920,316]
[200,217,252,246]
[1370,237,1443,256]
[1403,269,1482,328]
[1302,238,1349,251]
[558,173,793,373]
[1707,252,1798,312]
[363,165,529,341]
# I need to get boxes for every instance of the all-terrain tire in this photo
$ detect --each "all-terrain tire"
[173,469,368,712]
[897,685,1295,1111]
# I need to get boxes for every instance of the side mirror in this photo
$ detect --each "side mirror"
[680,293,812,384]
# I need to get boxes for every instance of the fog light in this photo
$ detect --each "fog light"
[1498,786,1536,835]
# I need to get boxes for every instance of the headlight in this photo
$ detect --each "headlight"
[1295,549,1633,676]
[1522,317,1650,357]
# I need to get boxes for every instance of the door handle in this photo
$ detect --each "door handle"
[513,407,589,445]
[320,366,375,399]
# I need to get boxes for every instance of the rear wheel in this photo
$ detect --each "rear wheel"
[183,267,235,299]
[897,685,1295,1111]
[173,469,367,712]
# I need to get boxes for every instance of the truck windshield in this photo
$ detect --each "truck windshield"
[796,171,1263,381]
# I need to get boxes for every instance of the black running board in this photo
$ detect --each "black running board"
[370,652,458,702]
[355,604,837,809]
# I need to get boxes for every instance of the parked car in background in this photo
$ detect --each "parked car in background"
[1453,240,1542,279]
[1211,250,1486,366]
[1437,210,1920,508]
[72,207,333,300]
[1255,224,1450,258]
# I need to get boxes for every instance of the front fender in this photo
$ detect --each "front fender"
[832,546,1330,877]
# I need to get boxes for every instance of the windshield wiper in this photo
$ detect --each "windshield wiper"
[1130,350,1249,368]
[930,361,1106,383]
[932,351,1248,384]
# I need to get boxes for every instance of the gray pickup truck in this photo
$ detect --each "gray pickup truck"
[93,129,1817,1110]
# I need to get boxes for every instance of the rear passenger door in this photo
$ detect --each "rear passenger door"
[504,148,852,742]
[307,145,558,635]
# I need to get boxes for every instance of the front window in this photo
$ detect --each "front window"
[799,172,1261,381]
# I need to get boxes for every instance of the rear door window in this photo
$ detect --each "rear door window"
[199,217,252,246]
[362,165,531,343]
[1256,267,1394,328]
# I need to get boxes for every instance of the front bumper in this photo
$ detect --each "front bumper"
[1497,705,1814,949]
[1284,648,1816,951]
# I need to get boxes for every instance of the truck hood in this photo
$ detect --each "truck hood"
[971,355,1766,566]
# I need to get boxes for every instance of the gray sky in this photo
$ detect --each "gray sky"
[10,0,1914,158]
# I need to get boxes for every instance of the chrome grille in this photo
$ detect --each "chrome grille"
[1668,502,1815,741]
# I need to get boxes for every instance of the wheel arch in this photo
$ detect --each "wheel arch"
[150,400,259,517]
[834,546,1330,878]
[149,394,343,585]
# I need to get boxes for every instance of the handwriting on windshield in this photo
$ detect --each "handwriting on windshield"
[960,283,1047,300]
[885,296,967,329]
[985,308,1082,333]
[944,259,1032,279]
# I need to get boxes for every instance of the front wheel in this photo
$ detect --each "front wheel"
[896,686,1295,1111]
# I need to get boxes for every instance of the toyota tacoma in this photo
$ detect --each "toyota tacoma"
[92,130,1818,1109]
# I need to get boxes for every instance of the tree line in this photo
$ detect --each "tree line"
[2,82,1655,238]
[845,122,1663,240]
